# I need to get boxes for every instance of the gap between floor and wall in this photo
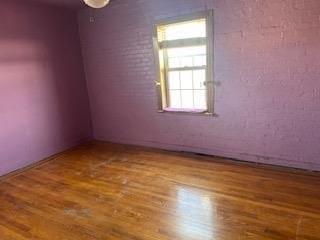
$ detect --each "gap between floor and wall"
[1,140,318,181]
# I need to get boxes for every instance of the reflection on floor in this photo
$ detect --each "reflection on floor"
[0,141,320,240]
[176,188,214,239]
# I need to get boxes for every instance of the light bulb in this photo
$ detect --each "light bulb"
[83,0,110,9]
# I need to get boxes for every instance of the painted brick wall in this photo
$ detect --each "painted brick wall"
[78,0,320,171]
[0,0,92,176]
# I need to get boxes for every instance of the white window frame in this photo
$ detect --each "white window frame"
[153,10,214,115]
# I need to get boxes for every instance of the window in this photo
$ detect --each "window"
[153,11,214,115]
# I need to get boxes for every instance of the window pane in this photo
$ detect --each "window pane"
[180,71,193,89]
[194,55,206,66]
[194,90,207,109]
[168,72,180,90]
[168,58,180,68]
[158,19,206,41]
[193,70,206,89]
[167,46,206,68]
[167,46,206,58]
[181,90,194,109]
[180,57,193,67]
[169,90,181,108]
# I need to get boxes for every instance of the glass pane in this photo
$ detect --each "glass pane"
[181,90,194,109]
[180,57,193,67]
[194,55,206,66]
[167,46,206,58]
[169,90,181,108]
[168,58,180,68]
[167,46,206,68]
[180,71,193,89]
[168,72,180,90]
[193,70,206,89]
[159,19,206,41]
[194,90,207,109]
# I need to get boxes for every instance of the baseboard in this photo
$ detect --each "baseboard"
[1,138,318,181]
[0,138,93,181]
[94,137,320,173]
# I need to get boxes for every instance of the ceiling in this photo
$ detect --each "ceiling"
[31,0,119,10]
[32,0,86,9]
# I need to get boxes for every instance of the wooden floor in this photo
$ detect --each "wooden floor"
[0,142,320,240]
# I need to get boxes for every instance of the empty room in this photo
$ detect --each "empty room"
[1,0,320,239]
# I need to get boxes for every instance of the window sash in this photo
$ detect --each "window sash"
[167,66,206,72]
[163,47,208,110]
[159,38,206,49]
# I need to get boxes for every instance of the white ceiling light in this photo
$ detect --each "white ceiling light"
[83,0,110,8]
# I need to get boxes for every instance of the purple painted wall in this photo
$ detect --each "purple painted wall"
[0,0,92,176]
[29,0,85,9]
[78,0,320,171]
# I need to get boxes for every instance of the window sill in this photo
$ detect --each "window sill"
[158,108,215,117]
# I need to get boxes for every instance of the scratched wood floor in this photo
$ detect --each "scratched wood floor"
[0,142,319,240]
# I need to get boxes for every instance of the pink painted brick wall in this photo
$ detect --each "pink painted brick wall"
[78,0,320,171]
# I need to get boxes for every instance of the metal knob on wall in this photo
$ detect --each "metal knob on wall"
[83,0,110,8]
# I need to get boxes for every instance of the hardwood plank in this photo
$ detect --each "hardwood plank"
[0,141,319,240]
